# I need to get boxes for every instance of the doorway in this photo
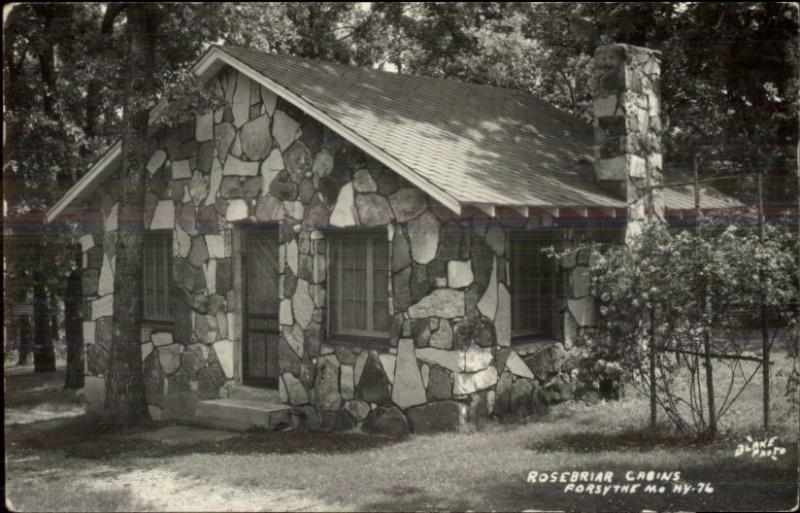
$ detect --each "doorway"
[241,226,280,388]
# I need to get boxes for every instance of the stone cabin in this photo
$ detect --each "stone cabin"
[46,43,739,433]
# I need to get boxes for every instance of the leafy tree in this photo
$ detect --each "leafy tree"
[93,3,232,426]
[372,3,798,201]
[63,254,84,389]
[3,4,106,372]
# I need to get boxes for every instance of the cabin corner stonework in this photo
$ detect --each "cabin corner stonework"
[78,67,587,431]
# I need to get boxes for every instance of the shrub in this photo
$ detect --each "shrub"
[552,214,799,435]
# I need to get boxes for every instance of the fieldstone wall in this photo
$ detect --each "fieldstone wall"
[77,66,594,429]
[592,43,664,242]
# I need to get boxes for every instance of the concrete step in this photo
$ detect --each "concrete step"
[228,385,281,403]
[193,398,292,432]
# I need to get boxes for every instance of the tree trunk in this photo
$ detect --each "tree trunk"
[17,315,33,366]
[64,255,85,389]
[104,5,158,426]
[33,242,56,373]
[50,287,60,349]
[5,263,20,363]
[84,3,126,138]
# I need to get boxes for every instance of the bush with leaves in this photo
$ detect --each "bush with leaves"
[554,215,798,435]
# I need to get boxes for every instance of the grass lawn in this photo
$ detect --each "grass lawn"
[5,350,799,512]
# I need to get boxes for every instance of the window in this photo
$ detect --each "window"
[143,231,172,321]
[509,231,562,340]
[329,231,389,339]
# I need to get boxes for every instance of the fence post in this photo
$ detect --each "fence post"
[649,308,657,430]
[695,156,716,435]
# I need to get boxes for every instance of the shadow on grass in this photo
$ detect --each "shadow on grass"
[359,491,477,513]
[8,414,406,461]
[4,367,84,409]
[6,485,155,513]
[528,429,725,453]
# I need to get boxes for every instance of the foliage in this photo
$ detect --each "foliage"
[556,217,799,435]
[375,3,798,200]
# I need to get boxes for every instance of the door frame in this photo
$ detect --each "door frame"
[238,222,280,389]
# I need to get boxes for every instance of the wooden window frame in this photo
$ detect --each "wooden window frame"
[142,230,172,323]
[327,229,389,343]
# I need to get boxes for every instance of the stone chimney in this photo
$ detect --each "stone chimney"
[592,44,664,241]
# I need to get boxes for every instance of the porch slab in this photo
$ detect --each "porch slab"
[193,398,292,432]
[228,385,281,403]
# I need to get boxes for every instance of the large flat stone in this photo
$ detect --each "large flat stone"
[389,187,427,222]
[447,260,474,289]
[91,294,113,320]
[223,154,260,177]
[97,254,114,296]
[354,352,392,405]
[495,283,511,346]
[312,355,341,411]
[391,339,426,409]
[568,297,596,327]
[356,193,392,226]
[240,114,272,160]
[362,406,409,436]
[408,288,464,319]
[464,345,493,372]
[231,73,251,128]
[282,372,309,405]
[273,110,301,151]
[407,212,439,264]
[194,399,291,431]
[330,182,356,227]
[312,148,334,178]
[226,199,249,221]
[147,150,167,175]
[407,401,461,433]
[477,257,498,319]
[213,339,234,379]
[429,320,453,349]
[505,351,534,379]
[453,366,498,395]
[416,347,462,373]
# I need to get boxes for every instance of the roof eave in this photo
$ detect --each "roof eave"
[45,141,121,224]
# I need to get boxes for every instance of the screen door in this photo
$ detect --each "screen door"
[242,227,280,388]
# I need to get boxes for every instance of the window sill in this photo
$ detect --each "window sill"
[511,335,562,356]
[329,336,391,349]
[142,319,175,328]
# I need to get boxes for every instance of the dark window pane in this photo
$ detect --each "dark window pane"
[510,232,561,337]
[143,232,172,320]
[330,231,389,338]
[373,300,389,332]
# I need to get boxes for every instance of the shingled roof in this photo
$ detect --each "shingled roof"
[216,45,618,210]
[47,45,740,222]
